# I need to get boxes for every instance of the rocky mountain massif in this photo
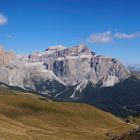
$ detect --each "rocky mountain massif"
[0,44,140,117]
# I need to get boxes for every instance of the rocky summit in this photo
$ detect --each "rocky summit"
[0,44,130,100]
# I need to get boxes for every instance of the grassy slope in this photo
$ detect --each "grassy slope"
[0,88,134,140]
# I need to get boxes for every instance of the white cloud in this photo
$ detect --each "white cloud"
[88,31,140,44]
[0,14,8,25]
[114,32,140,39]
[88,31,113,44]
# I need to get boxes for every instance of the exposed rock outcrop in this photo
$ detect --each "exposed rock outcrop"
[26,44,130,87]
[0,44,130,99]
[0,45,16,66]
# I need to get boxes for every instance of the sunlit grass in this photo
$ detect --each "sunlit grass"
[0,88,134,140]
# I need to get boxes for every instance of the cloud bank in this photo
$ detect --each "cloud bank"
[0,14,8,25]
[114,32,140,39]
[88,31,140,44]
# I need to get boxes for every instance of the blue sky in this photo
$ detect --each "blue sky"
[0,0,140,65]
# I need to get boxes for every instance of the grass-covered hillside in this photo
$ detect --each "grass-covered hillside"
[0,88,134,140]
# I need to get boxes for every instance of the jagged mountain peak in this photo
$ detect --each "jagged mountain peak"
[44,44,93,57]
[27,44,94,63]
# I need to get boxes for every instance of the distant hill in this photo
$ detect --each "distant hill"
[128,64,140,77]
[127,64,140,73]
[0,88,134,140]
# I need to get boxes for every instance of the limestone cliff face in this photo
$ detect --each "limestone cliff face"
[0,44,130,99]
[0,46,16,66]
[0,46,4,65]
[26,44,130,87]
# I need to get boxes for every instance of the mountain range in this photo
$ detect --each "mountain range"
[0,44,140,117]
